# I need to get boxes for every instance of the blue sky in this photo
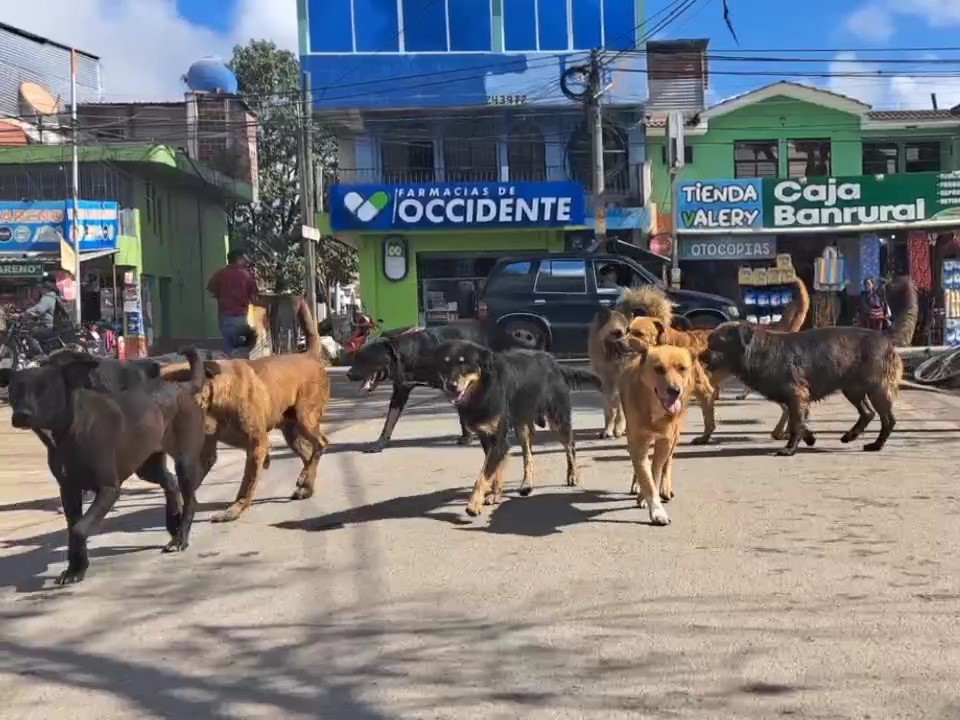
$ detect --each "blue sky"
[653,0,960,109]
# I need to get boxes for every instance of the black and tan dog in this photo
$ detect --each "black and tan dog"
[434,340,601,517]
[346,321,519,453]
[704,323,903,456]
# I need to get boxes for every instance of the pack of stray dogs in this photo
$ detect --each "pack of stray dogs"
[6,278,917,584]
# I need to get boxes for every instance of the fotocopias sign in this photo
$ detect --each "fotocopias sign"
[328,181,586,231]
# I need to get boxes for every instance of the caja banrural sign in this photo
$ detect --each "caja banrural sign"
[329,181,586,231]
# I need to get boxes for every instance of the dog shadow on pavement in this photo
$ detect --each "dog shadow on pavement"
[0,505,171,593]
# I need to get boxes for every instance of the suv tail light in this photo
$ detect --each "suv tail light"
[477,300,488,320]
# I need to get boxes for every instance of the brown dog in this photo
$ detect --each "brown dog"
[588,286,673,439]
[617,343,707,526]
[623,316,720,445]
[164,297,331,522]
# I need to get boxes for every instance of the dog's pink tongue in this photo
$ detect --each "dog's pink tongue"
[666,397,682,415]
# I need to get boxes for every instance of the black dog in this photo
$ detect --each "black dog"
[346,321,519,453]
[434,340,601,517]
[8,347,210,585]
[704,323,903,456]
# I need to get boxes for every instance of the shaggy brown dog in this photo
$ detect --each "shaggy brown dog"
[588,286,673,439]
[617,343,708,526]
[164,297,331,522]
[704,321,903,456]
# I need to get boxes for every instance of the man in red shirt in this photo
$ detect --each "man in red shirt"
[207,249,258,352]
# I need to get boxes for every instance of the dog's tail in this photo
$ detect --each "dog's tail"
[559,365,603,390]
[177,345,204,393]
[885,275,919,347]
[770,277,810,332]
[295,296,325,362]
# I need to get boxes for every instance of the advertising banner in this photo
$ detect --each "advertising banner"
[0,200,120,253]
[675,179,764,232]
[329,181,585,232]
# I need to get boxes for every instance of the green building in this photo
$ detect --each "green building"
[646,81,960,308]
[0,142,254,350]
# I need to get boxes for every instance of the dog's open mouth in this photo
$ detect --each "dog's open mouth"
[360,370,386,393]
[446,374,479,405]
[656,389,683,415]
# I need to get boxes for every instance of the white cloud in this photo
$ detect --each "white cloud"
[825,51,960,109]
[844,5,895,42]
[892,0,960,27]
[1,0,297,101]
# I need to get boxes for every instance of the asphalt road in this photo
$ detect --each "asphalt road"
[1,370,960,719]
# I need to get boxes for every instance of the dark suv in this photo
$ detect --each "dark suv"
[477,251,740,356]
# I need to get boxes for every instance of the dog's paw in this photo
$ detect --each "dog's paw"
[770,430,786,441]
[211,507,242,523]
[55,567,86,586]
[863,441,884,452]
[774,447,797,457]
[455,434,472,446]
[636,495,647,509]
[290,486,313,501]
[162,538,188,553]
[690,435,711,446]
[659,490,674,503]
[599,429,614,439]
[517,485,533,497]
[840,431,856,444]
[483,493,502,506]
[649,506,671,526]
[802,432,817,447]
[464,503,483,518]
[566,472,580,487]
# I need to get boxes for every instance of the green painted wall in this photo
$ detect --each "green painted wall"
[649,96,864,212]
[356,230,564,328]
[648,95,960,216]
[130,178,229,339]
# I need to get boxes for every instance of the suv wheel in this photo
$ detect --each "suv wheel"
[504,320,546,349]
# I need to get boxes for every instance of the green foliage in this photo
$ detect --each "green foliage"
[227,40,356,297]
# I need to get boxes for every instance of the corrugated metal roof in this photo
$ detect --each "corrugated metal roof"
[866,110,956,121]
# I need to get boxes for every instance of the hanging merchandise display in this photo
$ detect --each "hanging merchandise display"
[943,258,960,346]
[737,254,797,325]
[858,234,881,288]
[814,246,847,291]
[907,231,933,290]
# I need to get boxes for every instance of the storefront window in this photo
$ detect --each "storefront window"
[862,141,898,175]
[733,141,778,178]
[443,118,498,182]
[381,136,435,183]
[507,118,546,181]
[905,141,941,173]
[567,122,629,193]
[788,139,831,177]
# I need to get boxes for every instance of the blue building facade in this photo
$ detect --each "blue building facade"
[299,0,660,330]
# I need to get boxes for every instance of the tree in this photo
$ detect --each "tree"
[228,40,357,298]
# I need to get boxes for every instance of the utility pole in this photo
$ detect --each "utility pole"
[298,70,318,318]
[588,49,607,253]
[69,49,82,324]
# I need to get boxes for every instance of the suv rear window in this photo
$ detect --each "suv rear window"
[485,260,534,294]
[535,259,587,294]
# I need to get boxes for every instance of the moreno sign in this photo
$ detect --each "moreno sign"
[329,181,585,231]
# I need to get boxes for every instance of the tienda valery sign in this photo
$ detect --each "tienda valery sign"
[328,181,586,231]
[764,173,960,229]
[675,179,764,231]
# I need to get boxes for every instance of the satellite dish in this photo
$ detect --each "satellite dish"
[19,82,60,115]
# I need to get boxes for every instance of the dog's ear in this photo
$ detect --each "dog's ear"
[477,348,495,375]
[737,322,756,349]
[59,356,100,390]
[203,361,221,379]
[652,320,667,345]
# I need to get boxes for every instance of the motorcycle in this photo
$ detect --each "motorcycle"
[0,315,102,372]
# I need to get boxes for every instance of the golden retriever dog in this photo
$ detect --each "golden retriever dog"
[161,297,330,522]
[617,343,708,526]
[588,286,673,439]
